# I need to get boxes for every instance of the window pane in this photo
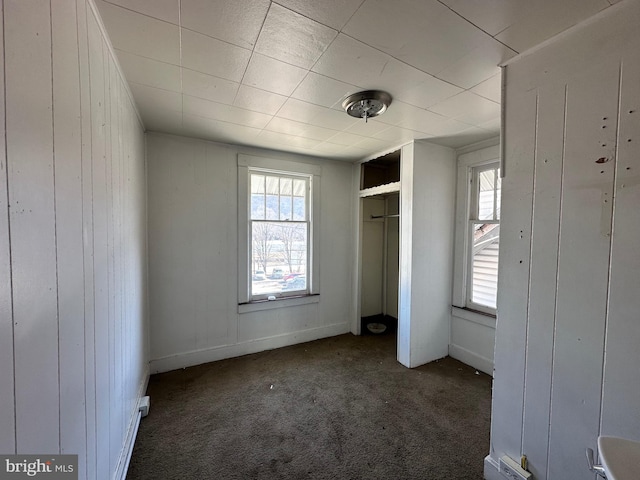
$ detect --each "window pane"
[477,169,496,221]
[266,176,279,195]
[293,196,305,221]
[280,196,292,220]
[280,178,292,195]
[251,221,307,296]
[471,224,500,309]
[293,179,306,197]
[251,174,264,194]
[266,195,279,220]
[251,194,265,220]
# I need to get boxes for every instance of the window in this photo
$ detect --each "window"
[467,163,501,313]
[249,172,310,300]
[238,154,320,309]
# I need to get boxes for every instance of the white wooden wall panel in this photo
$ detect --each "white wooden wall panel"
[490,88,536,462]
[547,63,619,480]
[1,1,148,478]
[487,3,640,478]
[520,85,566,480]
[6,0,60,453]
[51,0,88,469]
[0,1,14,456]
[397,141,455,368]
[147,133,353,372]
[600,59,640,440]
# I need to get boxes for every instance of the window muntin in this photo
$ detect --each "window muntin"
[468,164,500,312]
[249,171,310,300]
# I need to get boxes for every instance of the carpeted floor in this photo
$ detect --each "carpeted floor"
[127,333,491,479]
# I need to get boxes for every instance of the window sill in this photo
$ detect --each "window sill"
[451,306,496,328]
[238,294,320,314]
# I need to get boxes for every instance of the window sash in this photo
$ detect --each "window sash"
[248,171,311,301]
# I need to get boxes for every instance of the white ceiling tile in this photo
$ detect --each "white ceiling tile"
[182,69,239,104]
[326,131,367,146]
[477,117,501,133]
[258,130,322,149]
[265,118,339,141]
[96,0,180,64]
[423,118,475,136]
[373,126,425,143]
[242,54,308,96]
[342,0,489,75]
[351,137,389,151]
[394,75,463,109]
[129,82,182,113]
[115,50,181,92]
[180,0,270,49]
[429,126,497,149]
[101,0,180,24]
[291,73,361,109]
[233,85,288,115]
[438,0,519,36]
[182,114,262,144]
[345,118,390,137]
[436,36,513,89]
[374,101,447,134]
[275,99,360,132]
[181,29,251,82]
[273,0,365,30]
[429,92,500,126]
[183,95,272,129]
[470,74,501,103]
[255,4,338,69]
[311,34,429,93]
[495,0,611,53]
[142,107,184,133]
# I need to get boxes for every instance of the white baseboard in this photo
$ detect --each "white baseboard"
[449,344,494,376]
[484,455,503,480]
[150,323,351,373]
[114,367,150,480]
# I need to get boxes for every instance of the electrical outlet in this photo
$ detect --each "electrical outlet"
[500,456,532,480]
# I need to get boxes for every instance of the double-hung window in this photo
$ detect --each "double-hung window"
[249,171,310,300]
[238,154,320,309]
[467,163,501,313]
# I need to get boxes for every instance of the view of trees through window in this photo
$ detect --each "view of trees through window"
[250,172,309,297]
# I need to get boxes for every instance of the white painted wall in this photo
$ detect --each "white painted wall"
[385,194,399,318]
[0,1,148,479]
[486,3,640,479]
[397,140,456,368]
[146,133,353,373]
[450,141,500,376]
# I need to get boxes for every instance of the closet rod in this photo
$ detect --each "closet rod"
[370,214,400,219]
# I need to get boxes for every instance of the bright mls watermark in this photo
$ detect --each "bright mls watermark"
[0,456,77,479]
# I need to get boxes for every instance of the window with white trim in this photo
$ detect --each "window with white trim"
[249,171,310,300]
[237,154,320,308]
[467,163,501,313]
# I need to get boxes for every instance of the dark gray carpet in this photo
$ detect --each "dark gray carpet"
[127,333,491,479]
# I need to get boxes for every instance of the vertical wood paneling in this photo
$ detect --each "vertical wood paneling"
[521,85,566,480]
[490,88,536,461]
[547,62,620,479]
[87,13,110,478]
[51,0,87,466]
[600,59,640,439]
[0,0,15,456]
[77,1,97,477]
[6,0,60,453]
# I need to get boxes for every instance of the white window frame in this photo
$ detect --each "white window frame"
[452,143,500,317]
[466,163,500,314]
[238,154,321,311]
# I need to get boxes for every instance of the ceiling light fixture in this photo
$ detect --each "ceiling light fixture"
[342,90,392,123]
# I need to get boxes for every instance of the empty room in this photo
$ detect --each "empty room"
[1,1,639,479]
